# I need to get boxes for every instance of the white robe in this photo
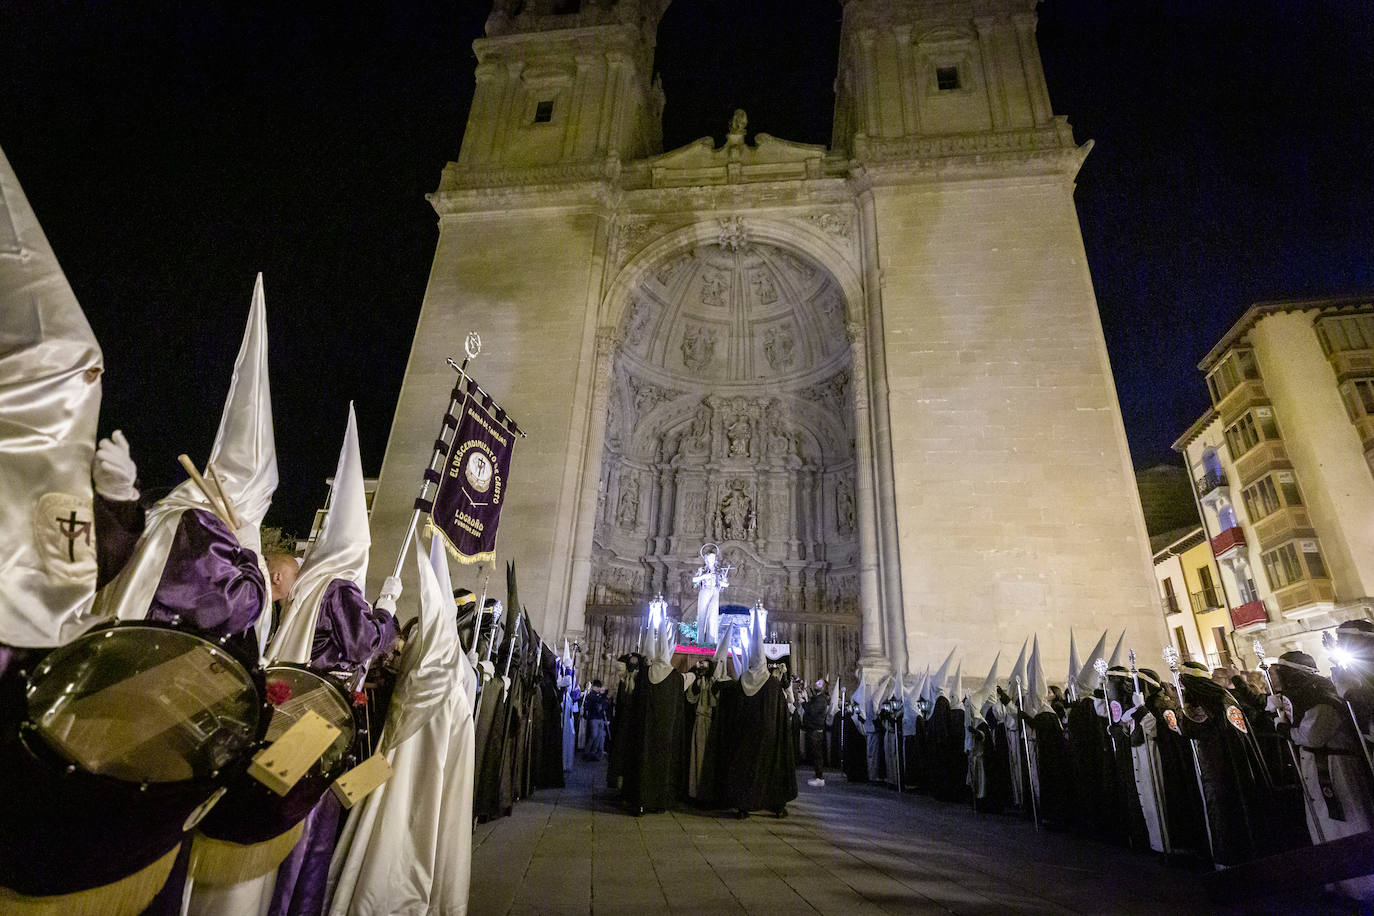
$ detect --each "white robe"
[325,552,476,916]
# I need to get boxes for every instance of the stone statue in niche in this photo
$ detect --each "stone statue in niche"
[700,269,727,307]
[681,324,716,371]
[617,473,640,529]
[719,479,754,541]
[624,298,652,347]
[766,409,793,458]
[683,489,706,533]
[749,269,778,304]
[763,325,795,370]
[836,475,856,535]
[679,402,711,457]
[729,108,748,137]
[726,413,752,458]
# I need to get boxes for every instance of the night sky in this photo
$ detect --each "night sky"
[2,1,1371,536]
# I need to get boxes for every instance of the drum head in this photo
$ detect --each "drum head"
[26,623,262,784]
[261,665,356,776]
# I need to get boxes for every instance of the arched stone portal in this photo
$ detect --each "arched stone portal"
[583,240,863,684]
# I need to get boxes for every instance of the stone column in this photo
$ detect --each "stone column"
[892,26,918,135]
[855,185,908,675]
[848,321,886,669]
[974,17,1007,130]
[1012,12,1053,125]
[564,327,621,640]
[459,61,500,168]
[859,30,882,138]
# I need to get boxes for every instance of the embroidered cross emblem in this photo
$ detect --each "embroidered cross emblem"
[55,510,92,562]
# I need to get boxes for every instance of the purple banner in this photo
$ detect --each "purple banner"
[429,393,516,564]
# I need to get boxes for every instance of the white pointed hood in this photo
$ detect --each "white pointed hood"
[946,658,962,701]
[740,606,769,695]
[1108,630,1126,668]
[1066,630,1081,691]
[971,652,1000,709]
[269,404,368,664]
[1010,638,1028,694]
[0,143,104,647]
[1024,635,1047,715]
[647,618,677,684]
[925,647,955,703]
[1074,630,1110,695]
[381,541,461,753]
[95,274,277,641]
[711,625,734,679]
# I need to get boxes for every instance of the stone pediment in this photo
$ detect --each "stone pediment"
[640,110,829,188]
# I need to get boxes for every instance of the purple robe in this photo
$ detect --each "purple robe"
[147,508,265,638]
[268,579,396,916]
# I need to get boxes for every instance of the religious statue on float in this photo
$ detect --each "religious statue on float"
[691,543,733,646]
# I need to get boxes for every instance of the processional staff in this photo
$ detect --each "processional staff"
[1163,645,1216,864]
[1011,675,1039,830]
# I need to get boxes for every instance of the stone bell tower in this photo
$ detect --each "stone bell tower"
[458,0,668,173]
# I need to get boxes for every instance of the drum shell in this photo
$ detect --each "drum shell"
[196,666,359,846]
[0,622,267,897]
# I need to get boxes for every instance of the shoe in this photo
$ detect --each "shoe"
[807,778,825,787]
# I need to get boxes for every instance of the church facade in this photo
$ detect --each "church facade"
[370,0,1165,683]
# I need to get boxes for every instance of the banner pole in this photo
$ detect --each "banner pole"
[389,335,482,582]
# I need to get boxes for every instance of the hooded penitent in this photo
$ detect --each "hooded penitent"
[94,274,277,650]
[714,606,798,814]
[269,404,393,672]
[621,619,688,813]
[326,539,474,915]
[0,142,104,651]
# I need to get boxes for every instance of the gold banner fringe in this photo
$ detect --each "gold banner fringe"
[188,822,304,886]
[424,519,495,566]
[0,844,180,916]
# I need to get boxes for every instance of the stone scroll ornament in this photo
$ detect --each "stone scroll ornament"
[426,373,523,565]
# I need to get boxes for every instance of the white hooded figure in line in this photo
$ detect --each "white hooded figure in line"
[691,545,729,646]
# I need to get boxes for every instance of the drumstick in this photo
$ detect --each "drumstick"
[177,454,235,531]
[206,467,242,530]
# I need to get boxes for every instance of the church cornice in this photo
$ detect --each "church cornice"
[849,119,1091,183]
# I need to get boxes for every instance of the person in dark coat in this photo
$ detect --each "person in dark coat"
[802,679,831,786]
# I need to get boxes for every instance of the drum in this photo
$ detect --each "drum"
[192,663,358,882]
[0,621,267,898]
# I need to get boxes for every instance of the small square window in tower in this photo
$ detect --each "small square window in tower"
[534,100,554,124]
[935,66,960,91]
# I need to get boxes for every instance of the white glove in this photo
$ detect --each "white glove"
[375,575,403,613]
[1131,691,1145,708]
[479,660,496,680]
[92,430,139,502]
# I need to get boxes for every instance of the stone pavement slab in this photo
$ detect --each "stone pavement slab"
[471,762,1356,915]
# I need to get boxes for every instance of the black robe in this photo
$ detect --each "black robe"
[606,664,640,789]
[533,649,565,789]
[472,676,510,820]
[1065,697,1113,838]
[622,667,688,812]
[1025,709,1072,829]
[715,676,798,813]
[943,704,969,802]
[841,713,867,781]
[977,709,1011,813]
[905,715,928,793]
[1177,675,1303,866]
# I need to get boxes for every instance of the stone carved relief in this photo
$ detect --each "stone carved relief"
[749,269,778,304]
[778,252,816,282]
[680,324,717,371]
[766,405,795,459]
[616,473,640,530]
[719,479,754,541]
[725,411,752,458]
[627,375,681,418]
[614,219,653,265]
[804,211,853,240]
[718,216,749,252]
[763,325,796,371]
[654,258,681,288]
[700,268,728,306]
[801,369,851,422]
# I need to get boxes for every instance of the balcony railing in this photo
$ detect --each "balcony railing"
[1196,471,1229,499]
[1216,378,1269,425]
[1191,586,1224,611]
[1275,578,1336,617]
[1328,348,1374,380]
[1253,505,1313,550]
[1210,525,1247,559]
[1229,599,1268,630]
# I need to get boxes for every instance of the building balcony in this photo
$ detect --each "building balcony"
[1210,525,1247,560]
[1190,585,1225,611]
[1233,439,1290,487]
[1196,471,1229,502]
[1229,599,1268,631]
[1216,378,1269,426]
[1253,505,1313,550]
[1162,596,1183,617]
[1275,577,1336,619]
[1328,348,1374,380]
